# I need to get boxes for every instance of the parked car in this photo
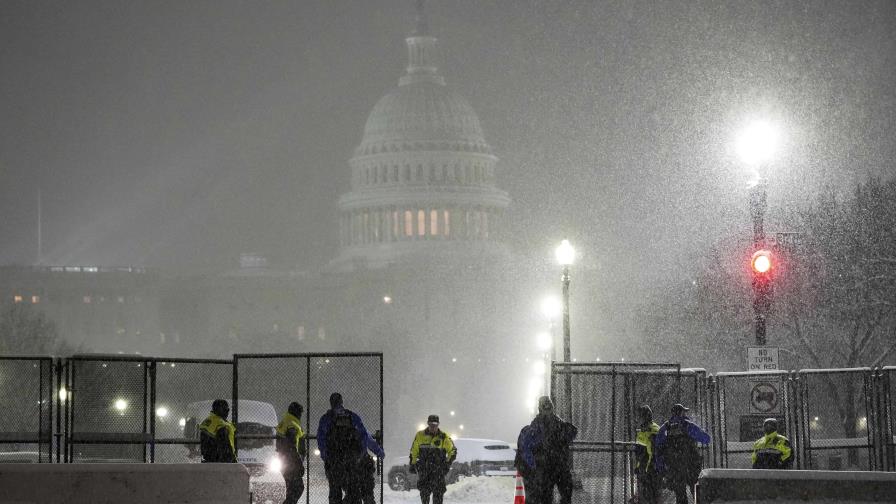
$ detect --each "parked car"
[387,438,516,491]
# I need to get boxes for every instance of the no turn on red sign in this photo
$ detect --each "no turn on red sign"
[747,347,779,371]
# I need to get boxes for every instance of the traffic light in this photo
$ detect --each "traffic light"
[751,249,774,275]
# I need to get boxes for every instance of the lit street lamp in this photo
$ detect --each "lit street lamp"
[737,120,778,346]
[554,239,575,421]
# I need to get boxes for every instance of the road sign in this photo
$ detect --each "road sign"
[749,380,782,414]
[747,347,779,371]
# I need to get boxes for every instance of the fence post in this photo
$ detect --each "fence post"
[149,359,156,463]
[232,355,239,459]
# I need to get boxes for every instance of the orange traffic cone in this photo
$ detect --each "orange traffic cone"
[513,472,526,504]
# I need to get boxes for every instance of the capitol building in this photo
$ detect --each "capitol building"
[332,10,511,271]
[0,5,532,446]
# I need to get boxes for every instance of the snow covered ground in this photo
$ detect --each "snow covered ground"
[250,476,516,504]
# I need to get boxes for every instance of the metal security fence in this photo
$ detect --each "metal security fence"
[0,356,53,462]
[551,362,684,504]
[63,355,233,463]
[795,368,877,471]
[882,367,896,471]
[234,353,384,504]
[709,370,798,469]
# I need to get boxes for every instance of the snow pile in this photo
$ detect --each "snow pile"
[384,476,514,504]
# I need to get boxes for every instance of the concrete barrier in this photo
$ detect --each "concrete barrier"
[0,463,250,504]
[697,468,896,503]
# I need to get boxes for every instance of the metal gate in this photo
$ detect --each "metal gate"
[0,356,53,462]
[234,353,384,504]
[551,362,684,504]
[709,370,797,469]
[795,368,876,471]
[64,355,233,463]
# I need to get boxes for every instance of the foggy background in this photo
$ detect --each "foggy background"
[2,1,895,387]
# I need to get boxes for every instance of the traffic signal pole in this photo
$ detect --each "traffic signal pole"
[750,179,770,346]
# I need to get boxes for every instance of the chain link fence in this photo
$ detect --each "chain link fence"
[0,357,53,462]
[709,370,797,469]
[234,353,384,504]
[551,362,683,504]
[795,368,875,471]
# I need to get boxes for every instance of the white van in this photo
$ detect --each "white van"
[185,400,280,476]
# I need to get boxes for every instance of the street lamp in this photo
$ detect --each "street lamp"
[555,240,575,362]
[736,120,778,346]
[554,239,575,422]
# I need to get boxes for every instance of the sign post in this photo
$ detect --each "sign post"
[747,347,779,371]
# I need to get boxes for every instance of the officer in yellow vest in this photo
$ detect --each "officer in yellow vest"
[410,415,457,504]
[633,404,661,504]
[276,402,307,504]
[751,418,793,469]
[199,399,236,463]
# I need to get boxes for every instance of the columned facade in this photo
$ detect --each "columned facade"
[330,10,510,271]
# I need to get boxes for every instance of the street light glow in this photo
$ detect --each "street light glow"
[555,240,575,266]
[752,250,773,273]
[156,406,169,418]
[736,120,778,167]
[114,399,128,412]
[533,361,546,376]
[536,331,553,351]
[540,296,562,319]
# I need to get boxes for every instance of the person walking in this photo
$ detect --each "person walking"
[519,397,578,504]
[751,418,793,469]
[276,402,307,504]
[199,399,236,463]
[655,404,710,504]
[633,405,661,504]
[514,424,538,504]
[317,393,385,504]
[409,415,457,504]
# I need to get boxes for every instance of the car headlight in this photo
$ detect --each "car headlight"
[267,456,282,473]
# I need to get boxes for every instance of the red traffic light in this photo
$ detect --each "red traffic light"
[751,250,773,274]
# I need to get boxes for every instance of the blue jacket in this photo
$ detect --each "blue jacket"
[316,407,384,461]
[654,415,710,473]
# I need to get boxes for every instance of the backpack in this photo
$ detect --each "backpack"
[661,421,701,482]
[328,410,362,459]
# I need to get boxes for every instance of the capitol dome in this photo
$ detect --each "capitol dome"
[356,83,492,156]
[330,8,510,271]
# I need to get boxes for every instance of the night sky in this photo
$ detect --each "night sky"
[2,0,895,302]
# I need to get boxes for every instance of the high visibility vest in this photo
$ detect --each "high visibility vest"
[635,422,660,471]
[410,430,456,467]
[199,413,236,457]
[751,432,792,469]
[276,412,305,453]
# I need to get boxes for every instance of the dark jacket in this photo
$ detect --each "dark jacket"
[519,413,578,471]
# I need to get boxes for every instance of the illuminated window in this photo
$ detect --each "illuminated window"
[444,210,450,236]
[13,295,22,303]
[31,295,40,304]
[430,210,439,236]
[83,295,92,304]
[417,210,425,236]
[405,211,413,237]
[117,296,125,303]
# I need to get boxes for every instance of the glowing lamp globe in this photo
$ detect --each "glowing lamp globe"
[751,250,773,274]
[555,240,575,266]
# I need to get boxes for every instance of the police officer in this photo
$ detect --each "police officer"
[317,393,385,504]
[519,397,578,504]
[199,399,236,463]
[633,404,660,504]
[751,418,793,469]
[276,402,307,504]
[410,415,456,504]
[655,403,710,504]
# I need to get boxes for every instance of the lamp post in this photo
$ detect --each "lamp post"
[539,295,561,397]
[737,120,778,346]
[554,239,575,420]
